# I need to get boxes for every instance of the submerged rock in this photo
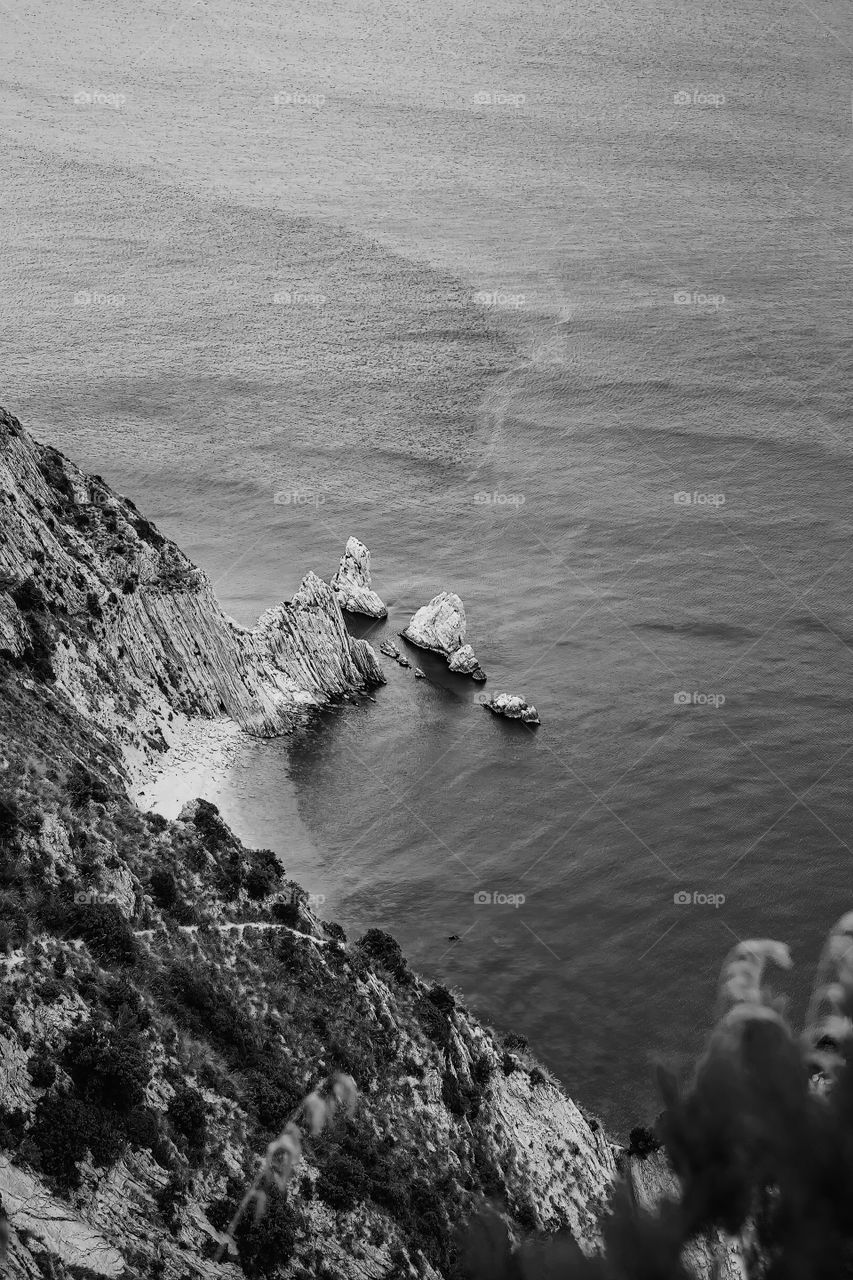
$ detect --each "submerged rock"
[401,591,486,680]
[331,536,387,618]
[483,693,540,724]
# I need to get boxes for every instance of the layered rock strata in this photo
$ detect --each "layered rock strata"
[330,536,387,618]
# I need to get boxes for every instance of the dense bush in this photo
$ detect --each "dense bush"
[65,761,112,808]
[30,1094,126,1191]
[62,1017,151,1112]
[149,866,179,910]
[245,849,281,901]
[167,1083,208,1156]
[627,1125,661,1159]
[26,1046,57,1088]
[356,929,411,984]
[42,896,137,965]
[233,1183,300,1278]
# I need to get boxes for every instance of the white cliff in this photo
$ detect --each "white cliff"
[401,592,486,681]
[331,537,387,619]
[0,408,384,761]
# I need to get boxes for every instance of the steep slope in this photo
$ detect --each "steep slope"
[0,410,619,1279]
[0,406,383,754]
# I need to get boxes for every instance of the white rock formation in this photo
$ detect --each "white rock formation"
[331,536,387,618]
[401,592,486,680]
[0,409,385,752]
[483,693,540,724]
[0,1156,125,1277]
[448,643,483,677]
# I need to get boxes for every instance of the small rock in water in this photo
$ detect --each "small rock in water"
[414,668,426,680]
[331,537,387,618]
[401,591,486,681]
[482,693,541,725]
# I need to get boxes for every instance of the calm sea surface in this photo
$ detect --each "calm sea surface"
[3,0,851,1130]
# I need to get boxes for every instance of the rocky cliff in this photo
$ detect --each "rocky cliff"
[0,409,620,1279]
[0,407,383,756]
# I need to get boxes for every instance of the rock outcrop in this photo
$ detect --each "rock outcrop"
[379,639,411,669]
[483,693,541,724]
[330,536,387,618]
[401,591,486,680]
[0,408,384,761]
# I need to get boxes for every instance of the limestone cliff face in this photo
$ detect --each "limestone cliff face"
[0,407,383,754]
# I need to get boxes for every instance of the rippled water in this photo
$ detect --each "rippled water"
[3,0,851,1130]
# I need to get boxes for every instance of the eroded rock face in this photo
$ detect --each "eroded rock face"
[0,408,385,754]
[331,537,387,618]
[483,693,540,724]
[402,592,486,679]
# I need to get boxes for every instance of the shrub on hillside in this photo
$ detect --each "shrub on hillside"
[356,929,411,984]
[30,1094,126,1191]
[233,1183,300,1277]
[167,1083,208,1156]
[62,1017,151,1112]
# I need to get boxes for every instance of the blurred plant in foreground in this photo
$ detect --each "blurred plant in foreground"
[459,914,853,1279]
[215,1072,356,1264]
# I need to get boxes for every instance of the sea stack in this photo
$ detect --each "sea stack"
[483,693,540,724]
[331,536,387,618]
[401,591,486,681]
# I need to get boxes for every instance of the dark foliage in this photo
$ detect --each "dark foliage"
[356,929,411,984]
[62,1017,151,1112]
[41,895,137,965]
[65,761,113,808]
[167,1083,208,1156]
[26,1046,57,1089]
[233,1183,300,1278]
[30,1094,126,1191]
[244,849,282,901]
[149,866,179,910]
[627,1125,661,1159]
